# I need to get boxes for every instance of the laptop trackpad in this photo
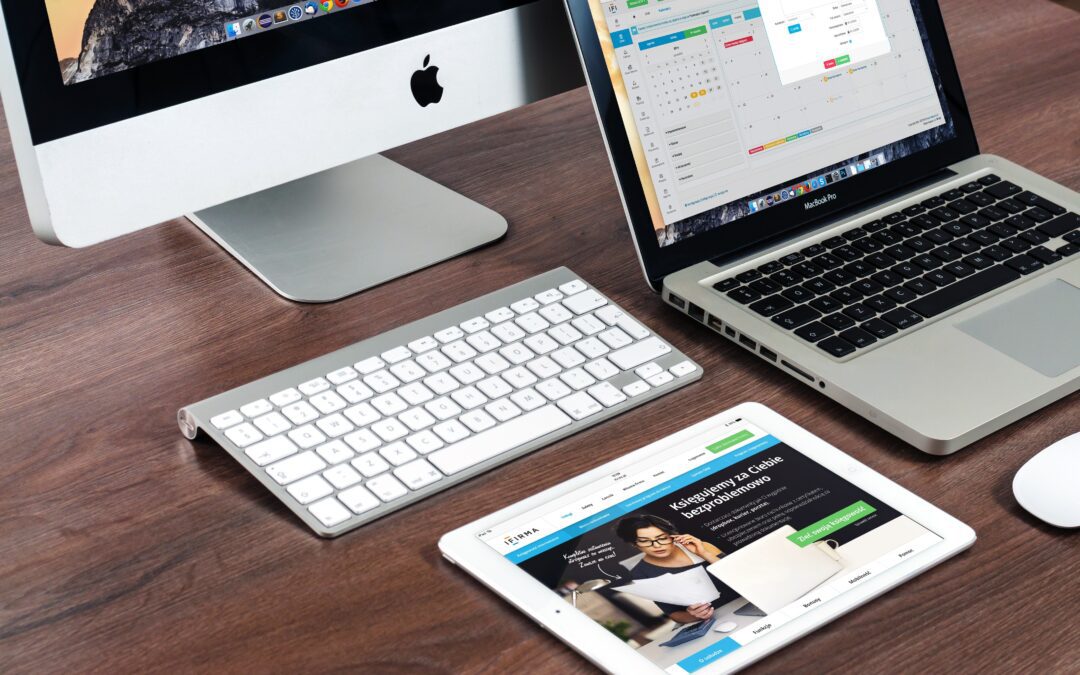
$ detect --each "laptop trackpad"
[958,279,1080,377]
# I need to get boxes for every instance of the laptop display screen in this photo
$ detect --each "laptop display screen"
[586,0,958,248]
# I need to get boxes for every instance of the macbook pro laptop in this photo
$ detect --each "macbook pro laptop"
[564,0,1079,454]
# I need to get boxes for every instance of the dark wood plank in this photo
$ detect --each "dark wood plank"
[1,0,1077,671]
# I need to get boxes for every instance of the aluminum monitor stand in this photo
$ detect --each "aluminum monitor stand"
[188,154,507,303]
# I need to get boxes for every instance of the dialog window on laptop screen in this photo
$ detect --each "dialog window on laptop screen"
[44,0,379,85]
[479,417,943,673]
[588,0,957,245]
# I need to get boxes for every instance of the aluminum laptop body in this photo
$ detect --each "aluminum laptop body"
[564,0,1079,454]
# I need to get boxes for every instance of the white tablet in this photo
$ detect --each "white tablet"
[439,402,975,674]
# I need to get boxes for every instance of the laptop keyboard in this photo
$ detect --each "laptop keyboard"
[713,175,1079,358]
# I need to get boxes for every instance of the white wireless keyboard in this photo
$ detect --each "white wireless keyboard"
[179,268,702,537]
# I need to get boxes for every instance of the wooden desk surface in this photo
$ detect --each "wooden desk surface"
[1,0,1077,671]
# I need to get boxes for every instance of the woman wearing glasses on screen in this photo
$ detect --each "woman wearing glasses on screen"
[615,514,738,624]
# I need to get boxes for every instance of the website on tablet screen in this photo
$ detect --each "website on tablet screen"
[479,417,942,673]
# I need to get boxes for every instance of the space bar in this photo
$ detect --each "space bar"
[428,406,573,475]
[908,265,1020,318]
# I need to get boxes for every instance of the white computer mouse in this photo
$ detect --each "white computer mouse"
[1013,432,1080,528]
[714,621,739,633]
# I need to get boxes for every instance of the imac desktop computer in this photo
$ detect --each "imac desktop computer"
[0,0,583,301]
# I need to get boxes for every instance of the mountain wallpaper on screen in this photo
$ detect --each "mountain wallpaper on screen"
[61,0,279,84]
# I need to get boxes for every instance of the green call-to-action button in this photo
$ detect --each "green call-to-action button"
[627,0,648,7]
[787,500,877,547]
[684,25,708,38]
[835,54,851,65]
[706,430,754,453]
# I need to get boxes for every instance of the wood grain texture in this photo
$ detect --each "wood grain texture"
[1,0,1077,672]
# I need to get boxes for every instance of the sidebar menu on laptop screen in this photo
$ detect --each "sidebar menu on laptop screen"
[480,417,942,673]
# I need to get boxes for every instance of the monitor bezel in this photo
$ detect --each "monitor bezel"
[565,0,980,288]
[3,0,535,145]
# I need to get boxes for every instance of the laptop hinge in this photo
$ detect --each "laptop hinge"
[702,167,957,274]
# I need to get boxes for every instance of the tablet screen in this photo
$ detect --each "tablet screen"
[477,416,942,673]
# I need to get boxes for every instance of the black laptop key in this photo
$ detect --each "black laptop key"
[948,199,977,215]
[921,196,946,209]
[810,296,842,313]
[839,328,877,349]
[908,265,1020,318]
[795,321,833,342]
[944,262,976,278]
[727,287,760,304]
[912,255,941,271]
[861,318,898,339]
[905,236,933,253]
[924,229,952,245]
[929,207,960,222]
[864,294,897,313]
[804,277,835,294]
[812,253,843,270]
[772,270,803,287]
[749,295,794,316]
[902,205,926,217]
[822,312,856,330]
[713,278,739,292]
[883,245,916,261]
[823,236,847,248]
[963,253,993,270]
[883,213,905,225]
[979,205,1009,221]
[891,222,920,238]
[950,238,979,254]
[780,252,804,265]
[1004,254,1042,275]
[866,253,896,270]
[1015,192,1066,215]
[844,261,875,277]
[819,336,856,357]
[984,181,1022,199]
[942,222,972,237]
[960,182,982,194]
[904,278,936,295]
[842,227,867,241]
[991,223,1020,239]
[1025,207,1052,223]
[871,270,902,287]
[872,230,902,246]
[940,189,964,201]
[782,285,815,303]
[891,262,921,279]
[885,286,918,303]
[1066,230,1080,244]
[843,303,876,322]
[1019,229,1050,246]
[1001,237,1030,253]
[965,192,994,208]
[911,214,938,230]
[750,278,783,295]
[977,174,1001,186]
[1028,246,1061,266]
[996,198,1024,214]
[758,260,784,275]
[853,279,884,296]
[959,214,990,229]
[823,269,855,285]
[969,230,998,246]
[882,308,924,330]
[772,305,821,330]
[1058,243,1079,257]
[830,287,862,304]
[736,269,762,283]
[853,238,883,254]
[792,262,822,278]
[800,243,826,257]
[931,246,961,262]
[833,245,861,262]
[924,270,956,287]
[864,220,887,232]
[1037,212,1079,238]
[983,245,1010,261]
[1003,215,1034,232]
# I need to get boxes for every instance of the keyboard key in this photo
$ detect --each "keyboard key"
[338,380,375,404]
[842,303,875,322]
[884,286,918,303]
[1037,212,1079,238]
[367,474,409,502]
[344,428,382,453]
[269,388,302,407]
[669,361,697,378]
[343,402,381,427]
[646,371,674,387]
[267,451,326,485]
[535,288,564,305]
[459,317,489,334]
[288,425,327,449]
[839,328,876,349]
[428,406,572,475]
[287,475,334,505]
[408,336,440,353]
[608,337,672,370]
[379,442,418,466]
[550,347,586,369]
[310,390,347,415]
[558,279,588,295]
[211,410,243,430]
[736,269,762,283]
[1057,243,1079,257]
[772,305,821,330]
[539,304,574,325]
[963,254,993,270]
[351,452,391,477]
[298,377,331,396]
[587,382,628,407]
[557,392,604,420]
[316,439,355,465]
[461,410,497,433]
[944,262,976,278]
[863,294,896,313]
[432,419,470,444]
[510,388,547,412]
[712,278,738,292]
[584,358,619,380]
[326,367,358,386]
[984,181,1021,199]
[818,336,856,357]
[323,464,362,490]
[881,308,924,330]
[406,430,445,454]
[749,295,794,316]
[861,318,898,339]
[977,174,1001,186]
[225,423,263,448]
[434,326,464,343]
[246,435,298,466]
[394,459,443,490]
[794,322,833,342]
[562,290,608,314]
[823,313,855,330]
[308,498,352,527]
[240,399,273,418]
[315,414,353,438]
[510,297,540,314]
[727,287,760,304]
[924,270,956,287]
[1004,254,1044,275]
[809,295,842,313]
[338,485,380,515]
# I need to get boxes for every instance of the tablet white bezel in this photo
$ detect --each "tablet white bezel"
[439,402,976,674]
